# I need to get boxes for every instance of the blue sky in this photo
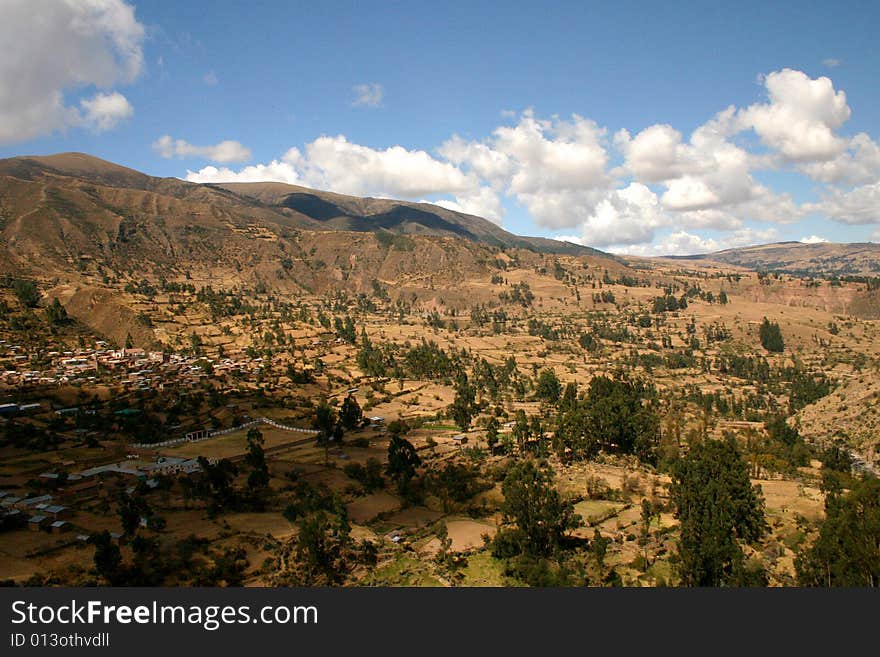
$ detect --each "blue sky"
[1,0,878,254]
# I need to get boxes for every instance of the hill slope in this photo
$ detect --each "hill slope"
[0,152,602,260]
[666,241,880,277]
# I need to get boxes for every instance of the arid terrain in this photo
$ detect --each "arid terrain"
[1,154,877,587]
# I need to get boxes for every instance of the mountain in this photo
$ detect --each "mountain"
[664,241,880,278]
[213,181,597,256]
[0,152,629,345]
[0,152,603,262]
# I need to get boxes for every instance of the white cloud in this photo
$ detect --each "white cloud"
[0,0,144,144]
[352,83,383,108]
[823,58,842,68]
[440,110,610,229]
[809,181,880,225]
[612,227,778,256]
[186,160,300,185]
[438,135,513,186]
[80,91,133,132]
[578,183,666,247]
[801,235,828,244]
[614,124,695,183]
[181,69,876,251]
[799,132,880,185]
[153,135,252,163]
[288,135,478,198]
[737,68,850,162]
[425,187,504,224]
[185,134,503,221]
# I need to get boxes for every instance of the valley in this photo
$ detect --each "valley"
[0,154,877,587]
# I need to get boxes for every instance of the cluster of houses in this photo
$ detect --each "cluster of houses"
[0,492,74,534]
[0,455,212,540]
[0,340,265,391]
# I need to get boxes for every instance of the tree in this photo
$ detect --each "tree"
[559,382,578,413]
[293,509,352,585]
[45,298,69,324]
[90,531,123,585]
[670,438,767,586]
[313,397,338,459]
[432,462,479,511]
[450,373,476,431]
[512,409,530,450]
[196,457,239,517]
[795,476,880,587]
[386,434,421,498]
[759,318,784,352]
[339,394,363,430]
[485,416,500,453]
[554,376,660,463]
[117,491,150,537]
[492,459,581,558]
[12,279,40,308]
[535,368,562,404]
[245,427,270,502]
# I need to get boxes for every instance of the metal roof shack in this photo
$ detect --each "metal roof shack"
[50,520,71,534]
[28,515,50,530]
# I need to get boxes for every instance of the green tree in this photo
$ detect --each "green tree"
[554,376,660,463]
[339,394,363,430]
[759,317,784,352]
[450,373,476,431]
[492,459,581,558]
[293,510,352,585]
[485,416,500,453]
[670,438,767,586]
[386,434,421,498]
[117,491,150,537]
[45,298,69,324]
[535,368,562,404]
[196,457,240,517]
[245,427,270,502]
[795,476,880,587]
[90,531,123,585]
[12,279,40,308]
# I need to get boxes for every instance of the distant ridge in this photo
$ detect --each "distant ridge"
[0,152,604,258]
[661,241,880,277]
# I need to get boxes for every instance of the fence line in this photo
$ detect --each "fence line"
[131,417,318,448]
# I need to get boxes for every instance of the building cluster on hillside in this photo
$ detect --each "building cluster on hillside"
[0,341,262,391]
[0,454,212,539]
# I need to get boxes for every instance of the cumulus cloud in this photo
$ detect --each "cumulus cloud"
[612,227,778,257]
[424,187,505,224]
[440,110,610,229]
[80,91,133,132]
[153,135,252,163]
[737,68,850,162]
[576,183,666,247]
[185,135,504,222]
[352,83,383,108]
[186,160,300,185]
[808,181,880,225]
[801,235,829,243]
[799,133,880,185]
[182,69,875,251]
[287,135,479,198]
[0,0,144,144]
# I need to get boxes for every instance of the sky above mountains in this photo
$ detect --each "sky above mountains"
[1,0,878,255]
